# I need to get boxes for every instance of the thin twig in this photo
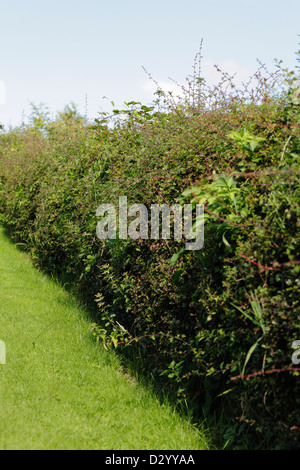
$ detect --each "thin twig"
[231,367,300,381]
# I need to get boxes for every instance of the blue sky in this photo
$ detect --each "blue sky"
[0,0,299,127]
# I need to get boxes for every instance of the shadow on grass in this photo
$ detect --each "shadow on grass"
[0,224,228,450]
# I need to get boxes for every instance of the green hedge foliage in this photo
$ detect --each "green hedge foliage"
[0,63,299,449]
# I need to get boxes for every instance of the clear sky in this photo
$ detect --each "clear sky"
[0,0,299,128]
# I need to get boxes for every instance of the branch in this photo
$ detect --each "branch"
[231,367,300,381]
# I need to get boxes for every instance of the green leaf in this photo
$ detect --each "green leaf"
[217,388,233,397]
[170,248,186,266]
[110,335,119,348]
[250,298,265,334]
[249,140,259,152]
[222,232,231,249]
[231,303,261,329]
[242,337,263,377]
[180,186,202,198]
[160,369,170,376]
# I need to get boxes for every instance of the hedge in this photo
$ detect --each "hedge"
[0,60,299,449]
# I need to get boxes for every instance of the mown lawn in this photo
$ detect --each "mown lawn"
[0,227,209,450]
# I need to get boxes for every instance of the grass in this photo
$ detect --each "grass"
[0,227,210,450]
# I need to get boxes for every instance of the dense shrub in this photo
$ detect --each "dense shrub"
[0,57,299,449]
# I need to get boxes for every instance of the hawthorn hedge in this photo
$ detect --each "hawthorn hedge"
[0,62,299,449]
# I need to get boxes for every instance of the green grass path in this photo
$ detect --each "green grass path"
[0,228,209,450]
